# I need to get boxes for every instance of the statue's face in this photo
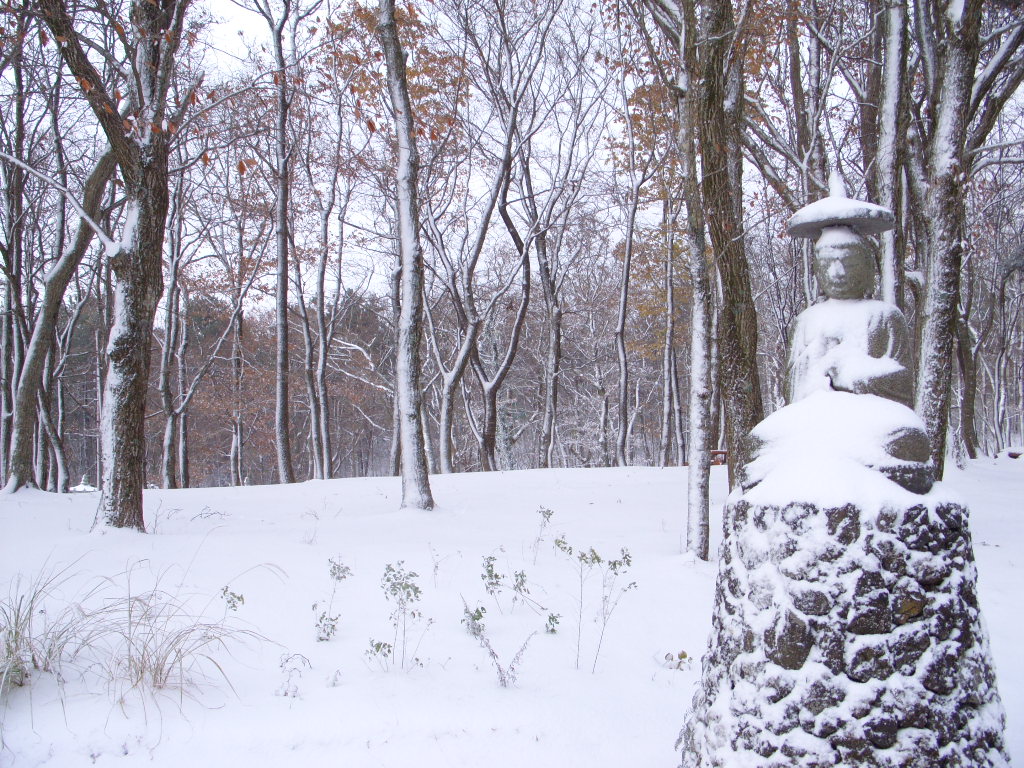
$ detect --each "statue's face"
[813,226,875,300]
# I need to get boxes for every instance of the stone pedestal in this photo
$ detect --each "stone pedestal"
[680,489,1008,767]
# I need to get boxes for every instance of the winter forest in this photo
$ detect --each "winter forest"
[1,0,1022,530]
[2,0,1024,764]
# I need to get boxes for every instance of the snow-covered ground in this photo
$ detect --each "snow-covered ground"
[0,459,1020,767]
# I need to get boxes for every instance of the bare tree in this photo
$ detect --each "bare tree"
[245,0,320,484]
[378,0,434,508]
[0,14,117,492]
[607,16,662,467]
[33,0,197,529]
[4,153,114,493]
[910,2,1024,473]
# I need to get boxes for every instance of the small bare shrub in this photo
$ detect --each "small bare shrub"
[461,598,534,688]
[367,562,431,671]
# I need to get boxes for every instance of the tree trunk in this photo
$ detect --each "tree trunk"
[37,392,68,492]
[532,218,563,470]
[436,309,479,473]
[314,197,337,479]
[671,349,686,465]
[176,300,190,489]
[1,18,28,487]
[614,186,640,466]
[539,302,562,469]
[162,412,178,490]
[379,0,434,509]
[671,0,715,558]
[271,18,295,485]
[229,290,245,486]
[438,374,458,473]
[659,212,677,468]
[178,413,189,488]
[698,0,763,485]
[5,153,115,492]
[478,383,499,472]
[100,191,168,529]
[316,313,333,479]
[159,276,181,490]
[875,0,908,308]
[687,278,713,560]
[914,1,983,476]
[295,267,324,479]
[955,310,980,460]
[0,291,13,485]
[39,0,193,530]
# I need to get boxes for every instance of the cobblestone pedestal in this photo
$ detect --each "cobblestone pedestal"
[680,491,1008,768]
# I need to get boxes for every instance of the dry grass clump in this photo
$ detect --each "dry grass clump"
[1,562,261,745]
[92,578,256,701]
[1,567,92,695]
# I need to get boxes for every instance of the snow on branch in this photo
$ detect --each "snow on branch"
[0,151,117,256]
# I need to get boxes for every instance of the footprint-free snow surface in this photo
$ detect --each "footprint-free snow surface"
[1,460,1020,766]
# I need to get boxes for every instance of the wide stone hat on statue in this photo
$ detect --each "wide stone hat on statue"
[788,172,896,239]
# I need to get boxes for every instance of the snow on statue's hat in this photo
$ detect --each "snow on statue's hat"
[787,171,896,239]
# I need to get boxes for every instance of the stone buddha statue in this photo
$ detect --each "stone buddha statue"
[785,223,913,408]
[740,175,933,495]
[682,177,1008,768]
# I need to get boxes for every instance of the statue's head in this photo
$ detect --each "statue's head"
[813,226,876,300]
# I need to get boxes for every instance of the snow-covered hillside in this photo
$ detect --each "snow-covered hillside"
[0,460,1020,767]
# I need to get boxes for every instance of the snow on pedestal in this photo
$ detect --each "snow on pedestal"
[680,392,1008,767]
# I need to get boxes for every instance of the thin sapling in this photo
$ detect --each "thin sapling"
[591,548,636,672]
[368,562,430,671]
[532,507,554,564]
[312,556,351,642]
[554,536,637,671]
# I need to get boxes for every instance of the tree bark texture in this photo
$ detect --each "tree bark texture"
[955,309,982,459]
[914,0,983,476]
[100,190,169,530]
[379,0,434,509]
[5,152,115,492]
[697,0,763,486]
[874,0,909,308]
[37,0,193,530]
